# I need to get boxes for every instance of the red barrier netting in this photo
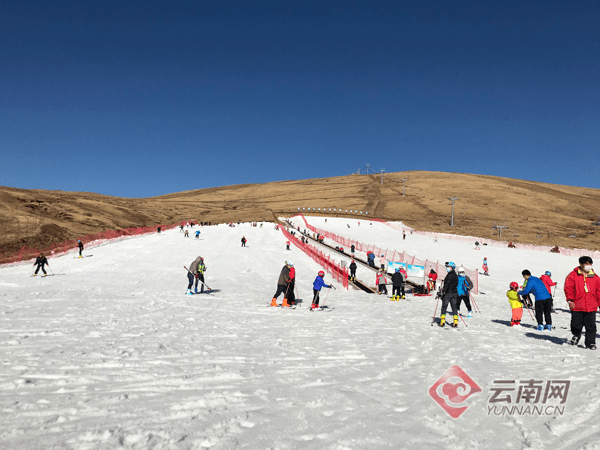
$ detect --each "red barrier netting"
[280,225,349,289]
[0,223,180,266]
[289,214,478,294]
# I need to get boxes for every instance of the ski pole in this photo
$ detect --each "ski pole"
[470,292,481,313]
[320,287,332,309]
[431,289,441,326]
[522,296,534,321]
[458,309,468,327]
[183,266,211,290]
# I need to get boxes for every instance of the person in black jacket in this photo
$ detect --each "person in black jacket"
[33,253,49,276]
[241,236,247,247]
[349,259,357,281]
[392,268,405,300]
[77,240,84,258]
[439,262,459,327]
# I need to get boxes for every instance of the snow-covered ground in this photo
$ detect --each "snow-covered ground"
[1,217,599,450]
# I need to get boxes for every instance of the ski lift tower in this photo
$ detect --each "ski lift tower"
[380,169,385,184]
[448,197,459,226]
[401,178,407,196]
[492,222,508,240]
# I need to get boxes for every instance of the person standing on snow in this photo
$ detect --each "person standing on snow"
[518,270,552,331]
[507,282,524,326]
[286,241,291,251]
[77,240,84,258]
[482,257,489,276]
[349,259,357,281]
[195,230,201,239]
[186,256,205,295]
[241,236,247,247]
[540,271,557,313]
[271,261,293,307]
[456,266,474,318]
[564,256,600,350]
[379,255,386,272]
[312,270,333,309]
[288,265,297,306]
[439,262,459,328]
[376,270,388,295]
[33,253,49,276]
[428,269,438,292]
[351,244,355,256]
[403,231,406,241]
[391,268,404,300]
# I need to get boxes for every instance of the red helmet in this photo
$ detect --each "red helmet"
[510,282,518,289]
[318,271,325,277]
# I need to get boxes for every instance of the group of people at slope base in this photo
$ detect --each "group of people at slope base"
[507,256,600,350]
[185,256,208,295]
[437,262,475,328]
[269,261,334,310]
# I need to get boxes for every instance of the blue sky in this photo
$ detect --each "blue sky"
[1,1,599,197]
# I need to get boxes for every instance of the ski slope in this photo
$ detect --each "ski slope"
[1,218,599,450]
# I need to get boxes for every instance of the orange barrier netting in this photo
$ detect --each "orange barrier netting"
[290,214,478,294]
[0,223,180,266]
[280,225,349,289]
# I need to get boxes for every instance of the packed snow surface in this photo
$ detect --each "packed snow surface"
[1,216,599,450]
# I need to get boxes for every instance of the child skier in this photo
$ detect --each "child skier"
[482,257,489,276]
[457,266,474,317]
[540,271,557,313]
[349,259,357,281]
[195,230,201,239]
[507,282,523,326]
[312,270,333,309]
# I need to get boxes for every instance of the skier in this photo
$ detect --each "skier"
[157,226,161,234]
[540,271,557,313]
[180,225,184,232]
[379,254,386,272]
[482,257,489,276]
[33,253,49,276]
[456,266,474,317]
[507,282,524,326]
[391,268,404,300]
[184,229,189,237]
[195,230,201,239]
[288,265,296,305]
[241,236,247,247]
[77,240,84,258]
[439,262,459,328]
[351,244,355,256]
[376,270,388,295]
[367,252,375,268]
[403,231,406,241]
[349,259,357,281]
[565,256,600,349]
[270,261,293,307]
[311,270,333,309]
[518,270,552,331]
[428,269,438,291]
[286,241,290,251]
[186,256,206,295]
[474,241,480,250]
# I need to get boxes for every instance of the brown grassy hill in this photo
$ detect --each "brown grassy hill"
[2,171,600,256]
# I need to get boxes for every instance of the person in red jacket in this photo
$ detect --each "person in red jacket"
[428,269,438,291]
[540,271,557,313]
[564,256,600,350]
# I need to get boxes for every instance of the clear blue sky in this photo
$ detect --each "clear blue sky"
[1,1,599,197]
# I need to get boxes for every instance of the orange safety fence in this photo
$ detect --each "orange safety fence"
[280,226,349,289]
[290,214,478,294]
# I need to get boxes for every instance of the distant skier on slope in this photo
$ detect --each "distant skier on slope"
[428,269,438,292]
[241,236,247,247]
[270,261,293,307]
[312,271,333,309]
[286,241,290,251]
[33,253,49,276]
[482,257,489,276]
[77,240,84,258]
[439,262,459,328]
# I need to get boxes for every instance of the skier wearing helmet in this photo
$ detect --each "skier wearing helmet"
[271,261,294,307]
[439,262,459,328]
[507,281,524,326]
[311,270,333,310]
[391,268,405,300]
[540,271,557,313]
[456,266,474,317]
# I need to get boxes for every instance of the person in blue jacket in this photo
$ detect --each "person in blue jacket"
[518,270,552,331]
[368,252,376,268]
[312,270,333,309]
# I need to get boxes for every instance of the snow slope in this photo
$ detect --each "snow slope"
[1,219,599,450]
